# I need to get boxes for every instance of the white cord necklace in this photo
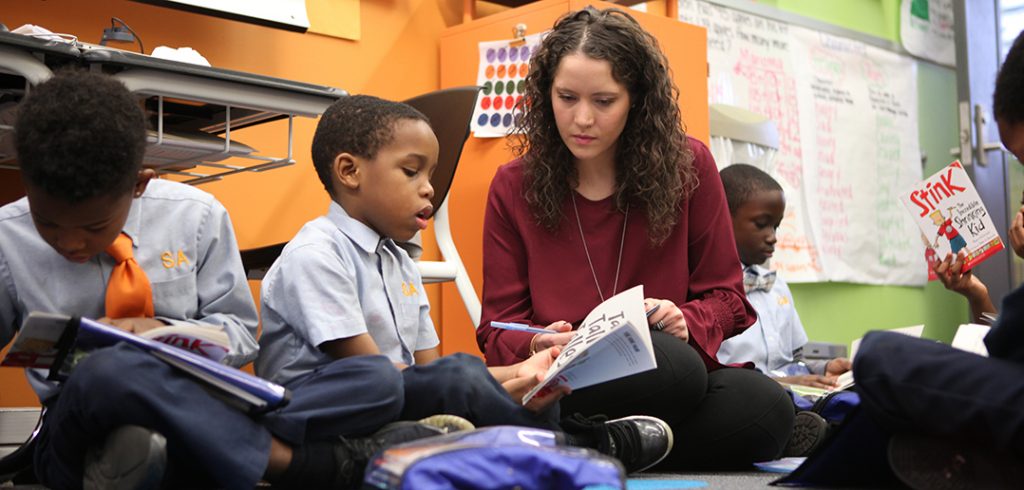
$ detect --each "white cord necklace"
[571,192,629,302]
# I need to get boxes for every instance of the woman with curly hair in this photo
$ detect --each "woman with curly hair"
[478,7,797,469]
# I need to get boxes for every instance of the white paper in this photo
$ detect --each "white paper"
[900,0,955,67]
[680,0,923,285]
[951,323,990,357]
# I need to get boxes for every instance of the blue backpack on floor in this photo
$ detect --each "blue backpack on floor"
[362,426,625,490]
[790,389,860,425]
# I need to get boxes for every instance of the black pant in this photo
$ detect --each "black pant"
[855,331,1024,457]
[560,332,794,470]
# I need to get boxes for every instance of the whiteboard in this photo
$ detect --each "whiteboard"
[680,0,925,285]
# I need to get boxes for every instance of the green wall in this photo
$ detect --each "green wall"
[754,0,970,346]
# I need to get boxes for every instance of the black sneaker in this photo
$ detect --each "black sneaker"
[605,416,674,473]
[333,421,447,487]
[83,425,167,490]
[888,433,1024,490]
[783,411,828,457]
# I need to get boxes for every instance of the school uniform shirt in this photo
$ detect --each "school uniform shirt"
[256,201,439,386]
[716,265,823,376]
[0,179,259,401]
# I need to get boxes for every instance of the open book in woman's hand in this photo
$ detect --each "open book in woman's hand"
[520,285,657,404]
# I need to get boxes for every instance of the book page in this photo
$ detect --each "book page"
[522,285,654,403]
[0,312,70,369]
[951,323,990,357]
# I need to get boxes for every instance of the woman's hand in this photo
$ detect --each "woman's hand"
[530,320,574,354]
[645,298,687,342]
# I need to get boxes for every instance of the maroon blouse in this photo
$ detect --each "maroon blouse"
[478,137,756,371]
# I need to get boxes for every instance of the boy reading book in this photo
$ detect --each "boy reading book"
[850,30,1024,489]
[0,71,449,489]
[256,94,673,474]
[716,164,852,389]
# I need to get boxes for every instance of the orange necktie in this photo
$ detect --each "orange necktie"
[105,233,155,319]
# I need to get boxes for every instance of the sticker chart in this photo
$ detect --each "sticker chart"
[471,32,546,138]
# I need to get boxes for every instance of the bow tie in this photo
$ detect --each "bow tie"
[743,267,777,293]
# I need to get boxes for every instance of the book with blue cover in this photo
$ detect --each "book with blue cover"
[1,312,289,413]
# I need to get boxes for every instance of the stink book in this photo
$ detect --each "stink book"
[521,285,656,404]
[901,160,1004,280]
[1,313,289,413]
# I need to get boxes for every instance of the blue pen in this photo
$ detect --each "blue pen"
[489,321,555,335]
[645,304,660,317]
[492,306,660,335]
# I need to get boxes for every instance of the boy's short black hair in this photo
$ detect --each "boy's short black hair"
[996,30,1024,126]
[15,69,147,203]
[720,163,783,214]
[311,94,429,195]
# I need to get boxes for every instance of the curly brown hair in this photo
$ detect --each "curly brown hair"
[512,6,697,245]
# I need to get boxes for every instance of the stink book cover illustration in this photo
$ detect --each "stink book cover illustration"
[521,285,656,405]
[901,160,1004,279]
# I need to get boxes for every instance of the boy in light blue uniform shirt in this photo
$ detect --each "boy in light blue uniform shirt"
[257,201,436,383]
[0,71,447,490]
[0,175,259,401]
[716,164,851,389]
[257,94,674,474]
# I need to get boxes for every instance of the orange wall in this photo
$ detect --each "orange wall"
[0,0,462,407]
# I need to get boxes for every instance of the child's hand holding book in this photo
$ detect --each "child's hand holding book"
[97,316,166,335]
[502,345,571,413]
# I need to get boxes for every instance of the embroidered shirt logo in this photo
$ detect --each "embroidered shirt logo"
[777,296,790,306]
[401,281,419,297]
[161,250,192,269]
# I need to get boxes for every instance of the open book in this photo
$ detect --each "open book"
[901,160,1004,280]
[521,285,655,404]
[1,313,288,413]
[786,325,925,400]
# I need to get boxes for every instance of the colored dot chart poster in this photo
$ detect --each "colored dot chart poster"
[471,32,547,138]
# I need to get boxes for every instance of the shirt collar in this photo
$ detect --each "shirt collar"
[121,190,144,248]
[326,201,387,254]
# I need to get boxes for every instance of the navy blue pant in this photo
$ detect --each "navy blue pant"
[561,332,794,470]
[855,330,1024,457]
[34,344,403,490]
[400,353,560,429]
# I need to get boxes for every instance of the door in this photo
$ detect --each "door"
[953,0,1021,305]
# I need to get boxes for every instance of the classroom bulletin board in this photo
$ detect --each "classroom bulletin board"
[680,0,926,286]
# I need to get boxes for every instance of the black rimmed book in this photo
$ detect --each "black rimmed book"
[1,312,289,414]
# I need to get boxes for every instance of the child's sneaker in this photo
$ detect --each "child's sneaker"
[333,421,447,487]
[83,425,167,490]
[888,432,1024,490]
[418,414,475,433]
[783,411,828,457]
